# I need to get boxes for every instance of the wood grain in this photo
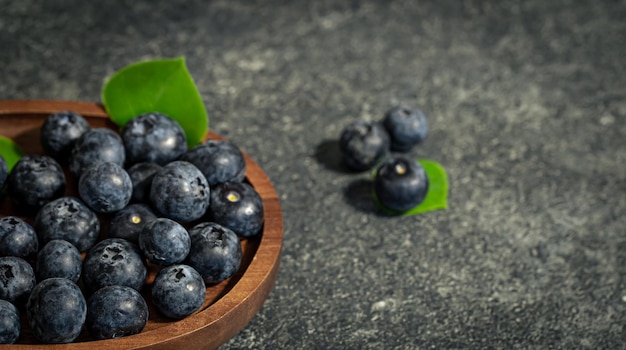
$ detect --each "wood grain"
[0,100,283,349]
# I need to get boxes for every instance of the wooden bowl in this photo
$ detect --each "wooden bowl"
[0,100,283,349]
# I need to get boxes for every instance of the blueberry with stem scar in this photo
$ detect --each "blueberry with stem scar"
[382,105,428,152]
[374,156,429,212]
[207,182,264,238]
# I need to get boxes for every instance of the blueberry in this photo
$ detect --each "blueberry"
[26,278,86,344]
[149,161,210,223]
[207,182,264,238]
[127,162,162,203]
[109,203,157,243]
[151,264,206,319]
[7,155,66,213]
[0,216,39,259]
[139,218,191,266]
[0,155,7,191]
[374,156,429,212]
[36,240,82,283]
[121,112,187,166]
[186,222,242,284]
[180,140,246,186]
[78,162,132,213]
[382,105,428,152]
[40,110,90,162]
[82,238,147,293]
[34,196,100,252]
[85,285,148,340]
[69,128,125,178]
[0,256,36,305]
[339,120,390,171]
[0,299,20,344]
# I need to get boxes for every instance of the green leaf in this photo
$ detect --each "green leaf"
[374,159,449,216]
[0,136,25,172]
[101,57,208,146]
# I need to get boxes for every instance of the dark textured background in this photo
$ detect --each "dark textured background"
[2,0,626,348]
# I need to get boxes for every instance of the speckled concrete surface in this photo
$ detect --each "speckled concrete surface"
[2,0,626,348]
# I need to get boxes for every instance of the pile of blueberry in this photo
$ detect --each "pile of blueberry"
[0,110,264,344]
[339,105,430,212]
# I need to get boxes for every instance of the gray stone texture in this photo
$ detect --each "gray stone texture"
[2,0,626,348]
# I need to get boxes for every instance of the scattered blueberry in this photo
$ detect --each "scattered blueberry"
[0,256,36,305]
[121,112,187,166]
[374,156,429,212]
[40,110,90,162]
[207,182,264,238]
[36,240,82,283]
[26,278,86,344]
[0,216,39,259]
[34,196,100,252]
[109,203,157,243]
[85,285,148,340]
[127,162,162,203]
[0,299,20,344]
[82,238,147,293]
[186,222,242,284]
[0,155,7,190]
[139,218,191,266]
[339,120,390,171]
[7,155,66,213]
[69,128,125,178]
[151,264,206,319]
[180,140,246,186]
[382,105,428,152]
[149,161,210,223]
[78,162,132,213]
